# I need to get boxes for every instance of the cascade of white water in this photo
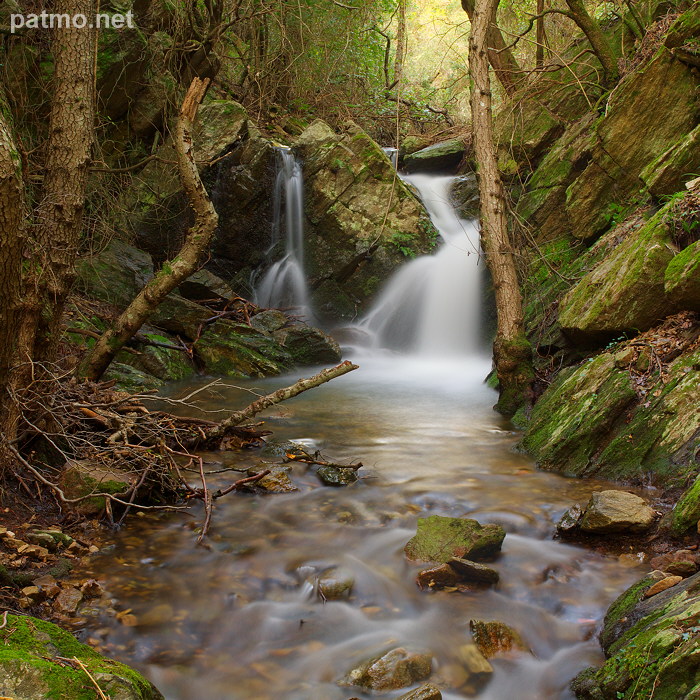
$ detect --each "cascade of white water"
[360,173,482,356]
[254,148,310,317]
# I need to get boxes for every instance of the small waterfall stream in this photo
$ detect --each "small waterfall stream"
[74,165,646,700]
[254,148,310,317]
[360,174,481,355]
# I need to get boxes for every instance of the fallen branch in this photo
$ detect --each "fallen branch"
[286,452,363,470]
[205,361,359,440]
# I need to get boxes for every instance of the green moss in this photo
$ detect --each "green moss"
[670,475,700,536]
[0,614,163,699]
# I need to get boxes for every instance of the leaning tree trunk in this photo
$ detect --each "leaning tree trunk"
[0,91,26,440]
[79,77,219,381]
[462,0,522,97]
[469,0,533,416]
[15,0,97,369]
[564,0,619,86]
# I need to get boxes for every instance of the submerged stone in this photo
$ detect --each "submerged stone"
[416,564,459,590]
[469,620,529,659]
[398,683,443,700]
[317,568,355,600]
[579,490,657,534]
[316,465,358,487]
[404,516,506,564]
[341,647,433,690]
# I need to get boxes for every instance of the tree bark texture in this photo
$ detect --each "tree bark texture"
[80,77,218,381]
[462,0,522,97]
[394,0,407,84]
[469,0,532,416]
[16,0,97,368]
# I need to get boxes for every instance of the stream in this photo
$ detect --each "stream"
[75,173,646,700]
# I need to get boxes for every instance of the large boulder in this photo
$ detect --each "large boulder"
[669,475,700,536]
[579,490,657,534]
[521,342,699,483]
[0,614,164,699]
[558,208,676,344]
[402,138,467,173]
[572,571,700,699]
[404,516,505,563]
[294,119,438,320]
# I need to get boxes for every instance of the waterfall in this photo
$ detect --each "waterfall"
[254,148,310,317]
[359,173,482,356]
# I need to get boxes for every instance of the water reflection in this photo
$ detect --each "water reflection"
[78,356,644,700]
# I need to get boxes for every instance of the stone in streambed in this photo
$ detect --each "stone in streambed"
[398,684,443,700]
[340,647,433,691]
[556,503,584,535]
[416,564,459,590]
[254,466,298,493]
[316,465,358,487]
[317,568,354,600]
[404,515,505,563]
[579,490,657,534]
[448,557,500,584]
[649,550,698,578]
[469,620,529,658]
[643,575,683,598]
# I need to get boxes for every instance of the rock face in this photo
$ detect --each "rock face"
[579,491,657,534]
[572,571,700,699]
[402,138,467,173]
[404,516,505,563]
[520,340,699,483]
[341,648,433,691]
[294,119,438,320]
[0,614,164,699]
[666,241,700,312]
[669,476,700,536]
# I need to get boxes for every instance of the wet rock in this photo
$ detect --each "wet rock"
[451,172,480,220]
[404,515,506,564]
[397,683,442,700]
[416,564,459,590]
[556,503,584,535]
[250,309,289,334]
[272,325,342,366]
[649,550,698,578]
[643,575,683,598]
[317,568,354,600]
[25,532,58,552]
[21,586,42,602]
[54,586,84,614]
[81,579,104,599]
[403,139,467,173]
[579,491,657,534]
[665,240,700,312]
[458,643,494,677]
[17,543,50,560]
[448,557,499,584]
[256,466,298,493]
[341,647,433,691]
[316,465,358,487]
[469,620,528,658]
[0,613,164,699]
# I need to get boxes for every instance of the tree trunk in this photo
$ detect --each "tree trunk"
[0,91,26,437]
[394,0,407,84]
[462,0,522,96]
[536,0,546,69]
[16,0,97,368]
[79,77,218,382]
[469,0,533,416]
[564,0,619,85]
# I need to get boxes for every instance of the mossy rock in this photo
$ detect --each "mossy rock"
[670,475,700,536]
[75,240,153,310]
[104,362,165,393]
[404,515,505,563]
[272,325,342,366]
[558,208,676,344]
[59,460,133,515]
[665,241,700,312]
[642,124,700,197]
[573,571,700,699]
[402,139,466,173]
[147,293,213,341]
[521,354,636,477]
[0,614,163,699]
[194,319,292,377]
[115,333,194,382]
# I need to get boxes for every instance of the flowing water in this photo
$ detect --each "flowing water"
[254,148,310,318]
[76,174,646,700]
